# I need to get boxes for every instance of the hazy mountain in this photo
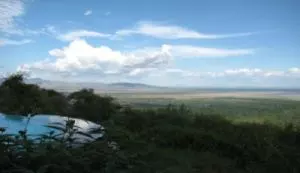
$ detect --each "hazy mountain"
[1,77,300,92]
[0,77,164,92]
[108,82,160,89]
[24,78,49,85]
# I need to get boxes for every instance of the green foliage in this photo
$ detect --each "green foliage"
[0,74,42,115]
[0,121,113,173]
[0,74,300,172]
[0,74,120,122]
[41,89,69,115]
[0,74,69,116]
[105,107,300,173]
[68,89,121,122]
[121,96,300,125]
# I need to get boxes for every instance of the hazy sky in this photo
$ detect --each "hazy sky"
[0,0,299,87]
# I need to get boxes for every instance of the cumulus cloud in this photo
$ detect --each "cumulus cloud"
[17,39,255,78]
[104,11,111,16]
[58,30,111,41]
[84,10,92,16]
[0,38,32,46]
[18,39,172,78]
[0,0,24,33]
[116,21,256,39]
[17,39,299,86]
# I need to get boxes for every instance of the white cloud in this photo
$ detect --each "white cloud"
[0,1,52,36]
[116,21,256,39]
[19,25,111,41]
[0,38,32,46]
[137,68,300,87]
[0,25,55,36]
[168,45,254,57]
[0,0,24,33]
[120,44,253,58]
[263,71,285,77]
[18,39,171,78]
[16,39,255,79]
[162,68,300,78]
[58,30,111,41]
[221,68,287,78]
[288,67,300,73]
[223,68,262,76]
[84,10,92,16]
[17,39,299,86]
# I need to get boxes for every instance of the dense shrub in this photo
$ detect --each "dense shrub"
[106,107,300,172]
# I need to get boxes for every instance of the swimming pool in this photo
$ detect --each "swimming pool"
[0,113,102,143]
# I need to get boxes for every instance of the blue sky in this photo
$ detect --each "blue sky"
[0,0,299,87]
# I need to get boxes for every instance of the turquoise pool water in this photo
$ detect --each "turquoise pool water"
[0,113,102,142]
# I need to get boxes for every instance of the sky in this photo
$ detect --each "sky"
[0,0,299,87]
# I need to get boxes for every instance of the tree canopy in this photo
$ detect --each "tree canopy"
[68,88,121,122]
[0,74,120,122]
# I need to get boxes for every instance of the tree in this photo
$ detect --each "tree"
[68,89,121,122]
[0,74,40,115]
[0,73,68,116]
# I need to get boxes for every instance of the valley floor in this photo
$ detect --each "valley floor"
[105,90,300,101]
[103,91,300,125]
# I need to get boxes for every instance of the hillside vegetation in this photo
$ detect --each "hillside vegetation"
[0,74,300,173]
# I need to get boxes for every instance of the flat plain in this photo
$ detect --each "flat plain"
[96,89,300,125]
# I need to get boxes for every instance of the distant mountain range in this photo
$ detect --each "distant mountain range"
[108,82,160,89]
[0,77,166,92]
[1,77,300,93]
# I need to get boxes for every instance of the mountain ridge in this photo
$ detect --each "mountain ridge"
[1,77,300,91]
[0,77,166,91]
